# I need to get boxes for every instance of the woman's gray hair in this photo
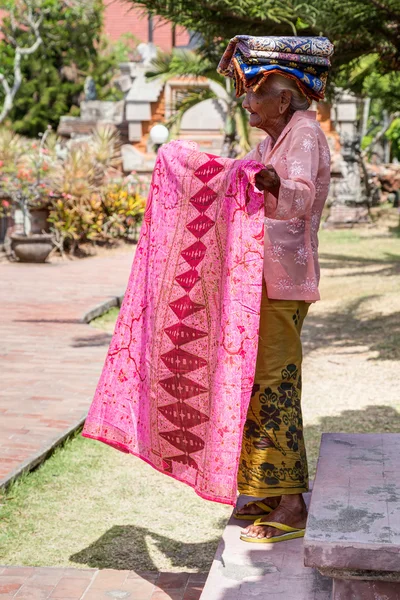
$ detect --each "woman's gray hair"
[259,73,311,112]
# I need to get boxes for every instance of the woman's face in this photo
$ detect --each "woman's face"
[242,83,291,133]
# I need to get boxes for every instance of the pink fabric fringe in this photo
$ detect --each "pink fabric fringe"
[82,141,265,505]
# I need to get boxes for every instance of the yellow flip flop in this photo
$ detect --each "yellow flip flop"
[233,501,274,521]
[240,519,305,543]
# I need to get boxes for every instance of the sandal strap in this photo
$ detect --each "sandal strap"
[254,501,273,513]
[253,519,304,533]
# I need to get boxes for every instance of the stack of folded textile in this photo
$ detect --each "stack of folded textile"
[218,35,334,101]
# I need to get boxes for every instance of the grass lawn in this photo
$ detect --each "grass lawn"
[1,206,400,571]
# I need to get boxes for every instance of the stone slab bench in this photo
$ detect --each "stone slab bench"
[200,492,332,599]
[304,433,400,599]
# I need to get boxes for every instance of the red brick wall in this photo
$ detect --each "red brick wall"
[103,0,189,50]
[0,4,189,50]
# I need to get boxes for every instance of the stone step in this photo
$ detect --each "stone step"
[200,493,332,600]
[304,433,400,599]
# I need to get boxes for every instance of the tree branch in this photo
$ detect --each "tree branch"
[365,0,400,21]
[0,0,44,124]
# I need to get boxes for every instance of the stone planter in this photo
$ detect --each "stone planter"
[29,207,51,234]
[0,216,10,245]
[10,233,53,263]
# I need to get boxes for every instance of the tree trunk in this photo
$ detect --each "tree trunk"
[221,113,237,158]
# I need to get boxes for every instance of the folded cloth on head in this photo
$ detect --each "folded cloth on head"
[232,55,328,100]
[235,45,332,67]
[218,35,334,100]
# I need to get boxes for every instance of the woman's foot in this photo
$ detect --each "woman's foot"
[235,495,281,517]
[241,494,307,539]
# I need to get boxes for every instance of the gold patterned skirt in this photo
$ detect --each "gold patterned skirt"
[238,284,310,497]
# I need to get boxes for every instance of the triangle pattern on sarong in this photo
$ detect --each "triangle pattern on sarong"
[175,268,201,292]
[181,241,207,268]
[158,156,223,471]
[190,187,217,213]
[161,348,207,374]
[158,401,209,427]
[164,323,207,346]
[186,215,215,239]
[194,159,224,183]
[160,429,205,453]
[169,295,205,320]
[159,375,207,400]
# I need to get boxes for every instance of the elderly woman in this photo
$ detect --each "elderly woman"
[218,37,333,543]
[83,36,333,545]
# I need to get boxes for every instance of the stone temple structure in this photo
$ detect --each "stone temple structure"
[57,49,371,227]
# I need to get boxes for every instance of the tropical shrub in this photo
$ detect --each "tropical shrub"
[385,118,400,162]
[0,124,146,251]
[48,176,146,254]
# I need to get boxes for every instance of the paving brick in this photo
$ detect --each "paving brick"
[0,581,23,595]
[15,583,54,599]
[119,579,156,596]
[28,575,62,588]
[151,591,184,600]
[80,592,114,600]
[156,574,189,590]
[0,567,35,577]
[89,570,129,589]
[183,586,202,600]
[126,572,158,583]
[187,576,207,585]
[49,576,91,598]
[56,570,94,581]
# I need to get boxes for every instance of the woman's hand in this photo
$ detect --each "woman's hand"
[255,165,281,199]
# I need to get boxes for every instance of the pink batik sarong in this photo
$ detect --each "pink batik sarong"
[82,140,265,505]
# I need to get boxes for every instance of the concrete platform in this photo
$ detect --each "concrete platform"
[200,494,332,599]
[304,433,400,572]
[304,433,400,598]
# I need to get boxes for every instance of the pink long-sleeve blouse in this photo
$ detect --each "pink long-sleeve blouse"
[246,110,331,302]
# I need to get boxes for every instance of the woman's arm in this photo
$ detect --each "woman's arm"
[256,126,320,220]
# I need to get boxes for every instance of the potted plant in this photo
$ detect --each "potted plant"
[0,124,147,259]
[0,127,56,262]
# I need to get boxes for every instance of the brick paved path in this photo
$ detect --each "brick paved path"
[0,566,206,599]
[0,251,133,488]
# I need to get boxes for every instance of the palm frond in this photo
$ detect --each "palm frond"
[90,124,121,169]
[348,54,380,86]
[145,52,174,82]
[146,49,226,87]
[167,88,221,136]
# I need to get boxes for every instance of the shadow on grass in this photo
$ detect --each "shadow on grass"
[304,405,400,479]
[319,252,400,276]
[303,295,400,361]
[70,525,221,572]
[68,406,400,597]
[389,225,400,238]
